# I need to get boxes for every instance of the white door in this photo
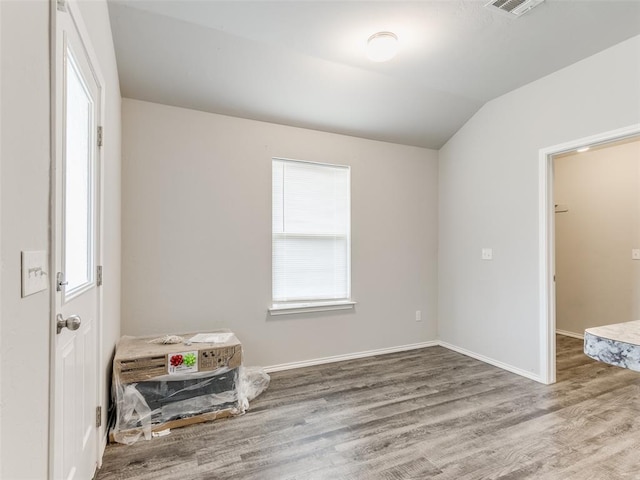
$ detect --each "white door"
[52,2,102,479]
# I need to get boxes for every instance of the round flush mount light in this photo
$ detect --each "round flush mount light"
[366,31,398,62]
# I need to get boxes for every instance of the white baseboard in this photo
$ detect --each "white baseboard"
[556,329,584,340]
[264,341,438,373]
[98,430,108,468]
[264,340,544,385]
[437,341,545,384]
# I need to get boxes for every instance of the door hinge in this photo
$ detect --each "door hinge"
[96,406,102,428]
[57,0,67,12]
[97,265,103,287]
[97,126,103,147]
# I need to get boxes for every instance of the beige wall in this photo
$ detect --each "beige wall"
[438,35,640,379]
[122,99,439,366]
[555,139,640,335]
[0,1,120,477]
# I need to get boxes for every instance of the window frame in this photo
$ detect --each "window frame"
[62,41,97,301]
[270,157,355,315]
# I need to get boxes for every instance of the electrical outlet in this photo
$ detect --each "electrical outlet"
[632,249,640,260]
[482,248,493,260]
[415,310,422,322]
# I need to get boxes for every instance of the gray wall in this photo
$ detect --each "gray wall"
[122,99,439,366]
[0,1,121,477]
[438,35,640,379]
[555,139,640,335]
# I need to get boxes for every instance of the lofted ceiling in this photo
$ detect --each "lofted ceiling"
[107,1,640,149]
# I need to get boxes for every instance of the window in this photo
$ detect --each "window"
[271,158,352,314]
[64,47,96,297]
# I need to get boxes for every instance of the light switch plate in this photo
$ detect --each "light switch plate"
[21,250,49,297]
[632,249,640,260]
[482,248,493,260]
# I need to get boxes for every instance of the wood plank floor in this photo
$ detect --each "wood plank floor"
[96,336,640,479]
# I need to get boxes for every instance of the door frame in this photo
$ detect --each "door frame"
[49,0,106,477]
[538,123,640,385]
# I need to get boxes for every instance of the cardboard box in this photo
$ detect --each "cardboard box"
[114,331,242,383]
[111,330,244,444]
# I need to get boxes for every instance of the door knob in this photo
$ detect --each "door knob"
[57,314,81,334]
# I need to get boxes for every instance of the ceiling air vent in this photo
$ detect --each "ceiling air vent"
[485,0,544,17]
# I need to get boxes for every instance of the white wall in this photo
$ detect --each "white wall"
[0,2,51,478]
[0,0,4,472]
[122,99,438,366]
[555,139,640,335]
[75,0,122,448]
[0,1,120,477]
[438,35,640,379]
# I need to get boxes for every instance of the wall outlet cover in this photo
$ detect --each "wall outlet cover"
[482,248,493,260]
[21,250,49,297]
[632,249,640,260]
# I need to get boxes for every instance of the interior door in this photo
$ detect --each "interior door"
[53,2,102,479]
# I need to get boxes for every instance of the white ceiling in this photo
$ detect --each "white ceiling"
[107,1,640,149]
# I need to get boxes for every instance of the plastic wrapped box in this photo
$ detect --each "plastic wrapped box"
[111,331,268,444]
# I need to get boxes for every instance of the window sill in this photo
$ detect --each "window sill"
[269,300,357,316]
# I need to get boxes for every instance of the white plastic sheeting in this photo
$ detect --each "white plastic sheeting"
[112,366,270,444]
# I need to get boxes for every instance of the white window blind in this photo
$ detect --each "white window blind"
[272,158,351,303]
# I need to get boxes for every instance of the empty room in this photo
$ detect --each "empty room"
[1,1,640,479]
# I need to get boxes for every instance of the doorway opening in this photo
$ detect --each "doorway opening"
[539,124,640,385]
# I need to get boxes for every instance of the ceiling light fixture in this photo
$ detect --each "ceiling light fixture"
[367,32,398,62]
[577,146,590,153]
